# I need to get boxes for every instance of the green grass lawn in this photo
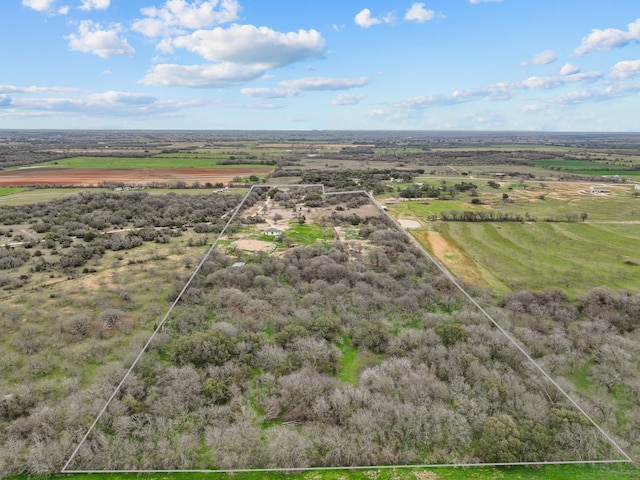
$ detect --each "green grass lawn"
[5,463,639,480]
[28,156,272,169]
[285,222,336,245]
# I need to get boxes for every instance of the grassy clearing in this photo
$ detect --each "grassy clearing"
[285,222,336,245]
[5,463,640,479]
[337,338,359,385]
[30,156,271,169]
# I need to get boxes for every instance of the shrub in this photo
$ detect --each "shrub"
[173,329,238,368]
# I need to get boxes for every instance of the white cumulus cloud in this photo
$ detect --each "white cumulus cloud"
[87,91,156,106]
[66,21,135,58]
[574,18,640,55]
[240,88,297,99]
[405,3,435,23]
[22,0,57,11]
[0,84,78,94]
[9,90,207,117]
[132,0,240,37]
[166,25,325,68]
[279,76,370,91]
[240,76,370,99]
[370,69,603,121]
[522,50,557,66]
[469,0,503,4]
[560,63,580,76]
[355,8,382,28]
[610,59,640,80]
[79,0,109,11]
[331,93,366,106]
[140,62,266,87]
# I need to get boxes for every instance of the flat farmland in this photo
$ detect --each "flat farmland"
[431,221,640,296]
[29,156,273,169]
[0,166,273,187]
[384,179,640,296]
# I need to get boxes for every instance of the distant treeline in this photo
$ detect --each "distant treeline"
[217,158,277,166]
[433,211,587,222]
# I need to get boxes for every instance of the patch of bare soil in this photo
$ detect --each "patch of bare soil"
[232,239,275,252]
[414,229,491,288]
[398,218,422,229]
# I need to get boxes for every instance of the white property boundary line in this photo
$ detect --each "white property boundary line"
[62,185,632,474]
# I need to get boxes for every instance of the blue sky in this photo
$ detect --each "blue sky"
[2,0,640,131]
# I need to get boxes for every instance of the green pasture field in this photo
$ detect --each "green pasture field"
[153,150,278,162]
[0,187,24,196]
[30,156,272,169]
[486,144,640,154]
[534,159,630,170]
[0,188,112,205]
[384,180,640,295]
[436,221,640,295]
[571,170,640,177]
[6,463,640,480]
[387,181,639,222]
[0,187,247,206]
[534,159,640,176]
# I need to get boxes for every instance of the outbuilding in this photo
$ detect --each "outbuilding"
[265,227,283,236]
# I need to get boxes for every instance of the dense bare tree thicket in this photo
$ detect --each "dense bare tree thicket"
[0,191,252,285]
[56,214,629,470]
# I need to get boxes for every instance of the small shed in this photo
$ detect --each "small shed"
[265,227,283,236]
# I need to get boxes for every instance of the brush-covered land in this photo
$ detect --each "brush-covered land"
[0,131,639,479]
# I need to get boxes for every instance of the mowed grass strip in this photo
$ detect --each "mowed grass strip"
[31,156,272,169]
[5,463,640,479]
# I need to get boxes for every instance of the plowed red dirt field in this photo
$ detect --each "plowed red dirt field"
[0,167,274,186]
